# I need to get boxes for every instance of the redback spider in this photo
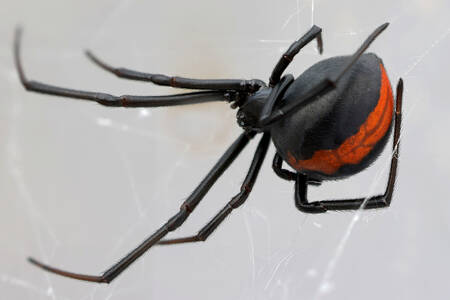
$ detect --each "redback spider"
[14,22,403,284]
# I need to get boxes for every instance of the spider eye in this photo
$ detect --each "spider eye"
[236,110,247,127]
[236,109,258,130]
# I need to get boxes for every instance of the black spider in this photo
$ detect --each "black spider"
[14,22,403,284]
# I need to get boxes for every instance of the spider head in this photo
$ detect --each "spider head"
[236,87,271,131]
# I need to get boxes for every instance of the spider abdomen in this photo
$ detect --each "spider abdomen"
[271,53,394,180]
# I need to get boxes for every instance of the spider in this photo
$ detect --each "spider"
[14,22,403,284]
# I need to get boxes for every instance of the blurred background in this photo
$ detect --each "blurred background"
[1,0,449,299]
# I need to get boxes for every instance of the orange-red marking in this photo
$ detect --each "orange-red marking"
[287,63,394,175]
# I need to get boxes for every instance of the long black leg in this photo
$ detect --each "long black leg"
[295,79,403,213]
[85,51,265,92]
[28,132,256,283]
[261,23,389,127]
[158,133,270,245]
[14,28,230,107]
[269,25,323,87]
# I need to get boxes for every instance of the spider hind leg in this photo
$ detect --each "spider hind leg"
[294,79,403,214]
[272,152,322,186]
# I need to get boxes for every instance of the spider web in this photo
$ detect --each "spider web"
[2,0,450,299]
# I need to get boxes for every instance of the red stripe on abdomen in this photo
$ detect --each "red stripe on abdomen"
[287,63,394,175]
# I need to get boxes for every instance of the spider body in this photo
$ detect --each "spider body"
[269,53,394,180]
[14,23,403,284]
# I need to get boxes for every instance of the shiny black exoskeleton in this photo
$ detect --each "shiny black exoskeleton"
[15,23,403,284]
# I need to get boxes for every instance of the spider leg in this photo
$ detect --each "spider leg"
[14,28,231,107]
[272,152,296,181]
[258,75,294,125]
[85,51,266,92]
[269,25,323,86]
[261,23,389,126]
[158,133,270,245]
[294,79,403,213]
[28,131,257,283]
[272,152,322,185]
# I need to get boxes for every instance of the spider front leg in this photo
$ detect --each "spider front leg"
[269,25,323,86]
[295,79,403,213]
[14,28,236,107]
[28,132,256,283]
[85,51,265,92]
[158,133,270,245]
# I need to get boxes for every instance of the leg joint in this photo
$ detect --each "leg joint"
[195,234,206,242]
[272,153,296,181]
[229,188,250,209]
[181,202,193,213]
[166,210,189,232]
[295,202,327,214]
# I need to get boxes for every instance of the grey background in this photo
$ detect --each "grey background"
[1,0,449,299]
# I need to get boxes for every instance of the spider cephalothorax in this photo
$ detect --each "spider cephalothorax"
[236,87,271,130]
[14,22,402,284]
